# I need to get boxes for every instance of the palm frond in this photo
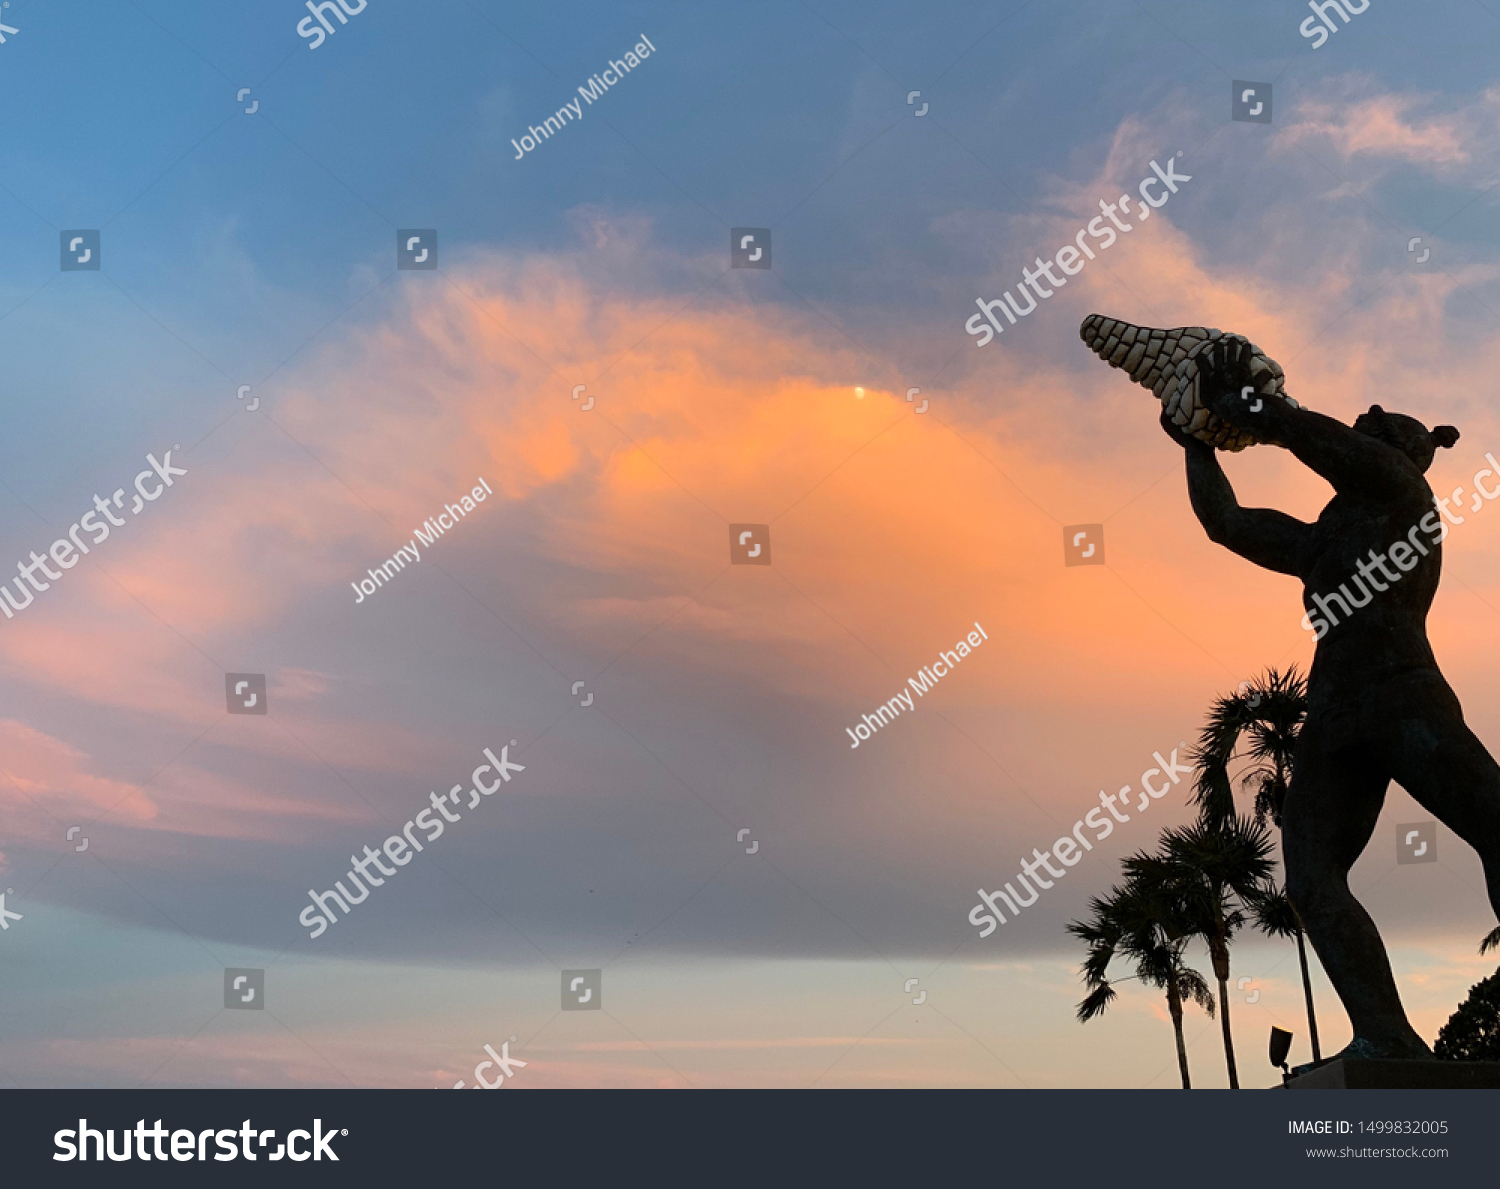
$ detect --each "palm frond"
[1077,980,1118,1022]
[1177,968,1216,1017]
[1246,881,1302,940]
[1188,668,1306,826]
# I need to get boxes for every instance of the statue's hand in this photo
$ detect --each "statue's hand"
[1160,409,1212,453]
[1195,336,1259,424]
[1160,409,1194,447]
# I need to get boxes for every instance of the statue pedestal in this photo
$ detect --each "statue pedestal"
[1282,1058,1500,1089]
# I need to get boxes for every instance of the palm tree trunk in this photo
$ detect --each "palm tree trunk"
[1211,931,1240,1088]
[1215,973,1239,1087]
[1167,981,1191,1089]
[1296,927,1321,1062]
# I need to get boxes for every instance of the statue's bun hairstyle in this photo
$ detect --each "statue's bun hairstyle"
[1432,425,1460,449]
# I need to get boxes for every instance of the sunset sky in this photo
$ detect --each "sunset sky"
[4,0,1500,1088]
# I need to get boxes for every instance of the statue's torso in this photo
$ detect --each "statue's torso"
[1302,486,1446,695]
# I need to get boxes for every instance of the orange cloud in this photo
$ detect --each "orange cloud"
[4,154,1500,853]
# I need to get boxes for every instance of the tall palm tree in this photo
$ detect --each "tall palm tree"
[1247,880,1321,1063]
[1127,815,1274,1088]
[1189,668,1306,826]
[1068,876,1214,1088]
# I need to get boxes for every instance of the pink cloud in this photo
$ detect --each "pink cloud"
[0,719,155,843]
[1273,79,1500,179]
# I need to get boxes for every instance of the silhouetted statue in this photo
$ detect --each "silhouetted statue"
[1160,334,1495,1061]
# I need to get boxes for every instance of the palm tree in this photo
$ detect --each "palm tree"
[1127,815,1274,1088]
[1247,881,1321,1063]
[1068,876,1215,1088]
[1189,668,1306,826]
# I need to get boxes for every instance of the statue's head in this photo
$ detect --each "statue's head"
[1353,405,1460,473]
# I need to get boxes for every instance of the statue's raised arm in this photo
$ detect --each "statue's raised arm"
[1191,337,1455,501]
[1159,409,1311,578]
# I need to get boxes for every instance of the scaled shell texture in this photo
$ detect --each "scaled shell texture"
[1079,314,1298,451]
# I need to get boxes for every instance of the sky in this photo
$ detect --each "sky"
[3,0,1500,1089]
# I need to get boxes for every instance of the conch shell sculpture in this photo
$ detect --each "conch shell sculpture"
[1079,314,1298,451]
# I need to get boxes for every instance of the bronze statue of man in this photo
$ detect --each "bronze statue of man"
[1165,335,1491,1061]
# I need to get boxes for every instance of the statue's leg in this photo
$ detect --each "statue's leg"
[1282,716,1432,1058]
[1377,679,1500,924]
